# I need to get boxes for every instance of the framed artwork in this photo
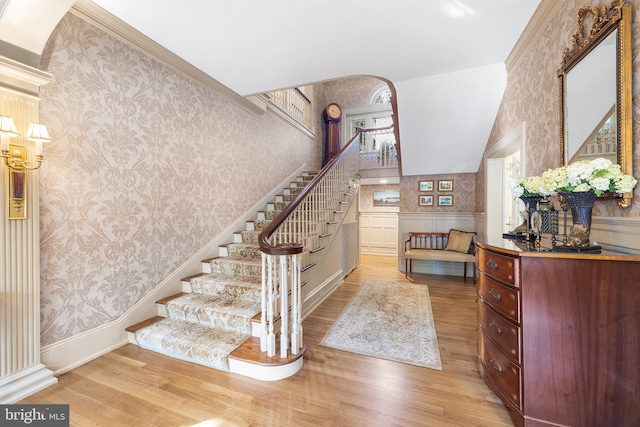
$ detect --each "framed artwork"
[438,180,454,192]
[373,190,400,206]
[438,195,453,206]
[419,181,433,192]
[419,195,433,206]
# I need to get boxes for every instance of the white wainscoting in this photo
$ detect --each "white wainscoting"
[398,212,480,276]
[584,216,640,255]
[360,212,398,256]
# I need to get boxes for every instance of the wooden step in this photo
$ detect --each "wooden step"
[228,336,305,380]
[229,337,305,366]
[181,272,209,292]
[125,316,164,334]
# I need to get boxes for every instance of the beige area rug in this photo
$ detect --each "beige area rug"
[320,279,442,370]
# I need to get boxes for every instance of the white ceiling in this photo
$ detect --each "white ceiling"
[89,0,541,96]
[0,0,543,176]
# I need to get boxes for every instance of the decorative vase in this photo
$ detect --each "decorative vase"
[560,191,597,247]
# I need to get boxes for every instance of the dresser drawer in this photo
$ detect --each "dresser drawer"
[476,248,519,287]
[477,273,520,323]
[478,329,522,409]
[477,301,521,363]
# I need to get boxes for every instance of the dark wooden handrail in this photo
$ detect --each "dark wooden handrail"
[258,125,394,256]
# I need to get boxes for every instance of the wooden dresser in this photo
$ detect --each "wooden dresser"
[475,237,640,427]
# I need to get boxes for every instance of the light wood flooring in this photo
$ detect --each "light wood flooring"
[21,254,513,426]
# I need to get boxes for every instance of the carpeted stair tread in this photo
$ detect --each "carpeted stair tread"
[260,210,280,220]
[189,274,262,298]
[166,293,260,330]
[252,220,274,230]
[225,242,262,258]
[210,256,262,278]
[240,230,260,243]
[134,318,249,372]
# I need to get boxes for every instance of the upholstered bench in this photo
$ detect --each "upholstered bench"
[404,230,476,282]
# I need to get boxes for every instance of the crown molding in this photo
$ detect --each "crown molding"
[506,0,565,73]
[70,0,263,115]
[0,54,52,97]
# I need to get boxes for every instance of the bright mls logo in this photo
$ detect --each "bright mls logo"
[1,405,69,426]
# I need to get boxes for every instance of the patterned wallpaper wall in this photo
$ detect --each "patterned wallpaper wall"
[479,0,640,218]
[37,13,321,346]
[400,173,476,213]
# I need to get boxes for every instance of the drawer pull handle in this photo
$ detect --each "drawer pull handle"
[489,321,502,334]
[489,358,503,373]
[489,288,501,300]
[487,259,499,270]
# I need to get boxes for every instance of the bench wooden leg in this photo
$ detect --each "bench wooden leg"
[406,258,414,282]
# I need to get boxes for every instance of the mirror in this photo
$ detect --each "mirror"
[559,0,633,207]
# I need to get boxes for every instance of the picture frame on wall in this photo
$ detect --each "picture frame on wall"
[438,180,454,192]
[419,181,433,192]
[419,195,433,206]
[373,190,400,206]
[438,195,453,206]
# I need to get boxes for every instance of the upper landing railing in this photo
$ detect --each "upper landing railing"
[258,125,392,358]
[358,125,397,169]
[267,88,313,131]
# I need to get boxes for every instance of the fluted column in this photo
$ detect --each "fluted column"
[0,56,56,403]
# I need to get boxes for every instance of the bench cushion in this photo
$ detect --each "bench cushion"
[405,248,475,263]
[444,229,476,254]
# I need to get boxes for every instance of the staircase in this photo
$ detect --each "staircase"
[125,125,371,381]
[125,172,316,380]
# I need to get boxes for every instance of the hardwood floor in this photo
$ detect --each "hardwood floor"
[21,255,513,426]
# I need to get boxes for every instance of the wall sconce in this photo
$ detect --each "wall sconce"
[0,115,51,171]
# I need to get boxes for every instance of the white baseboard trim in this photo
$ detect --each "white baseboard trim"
[0,364,58,404]
[41,319,129,376]
[302,270,344,320]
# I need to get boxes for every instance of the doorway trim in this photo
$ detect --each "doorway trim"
[485,122,526,236]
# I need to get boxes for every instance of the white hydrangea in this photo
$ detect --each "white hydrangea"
[513,158,637,197]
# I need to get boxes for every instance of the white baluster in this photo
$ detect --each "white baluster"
[267,254,276,357]
[279,255,289,358]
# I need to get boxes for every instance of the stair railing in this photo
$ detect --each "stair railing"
[258,125,393,358]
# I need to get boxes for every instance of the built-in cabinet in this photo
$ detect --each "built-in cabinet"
[360,212,397,256]
[475,238,640,427]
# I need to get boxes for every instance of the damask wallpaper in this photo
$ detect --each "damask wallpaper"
[479,0,640,218]
[400,173,476,212]
[37,13,321,346]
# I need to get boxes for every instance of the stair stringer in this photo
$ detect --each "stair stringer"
[298,186,360,321]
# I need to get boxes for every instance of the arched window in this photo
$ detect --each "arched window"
[370,87,392,105]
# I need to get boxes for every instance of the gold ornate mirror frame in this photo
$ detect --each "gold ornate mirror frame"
[559,0,633,207]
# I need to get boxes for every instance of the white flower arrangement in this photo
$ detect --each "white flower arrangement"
[509,175,553,198]
[511,158,637,197]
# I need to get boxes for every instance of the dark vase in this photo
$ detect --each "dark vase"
[560,191,597,247]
